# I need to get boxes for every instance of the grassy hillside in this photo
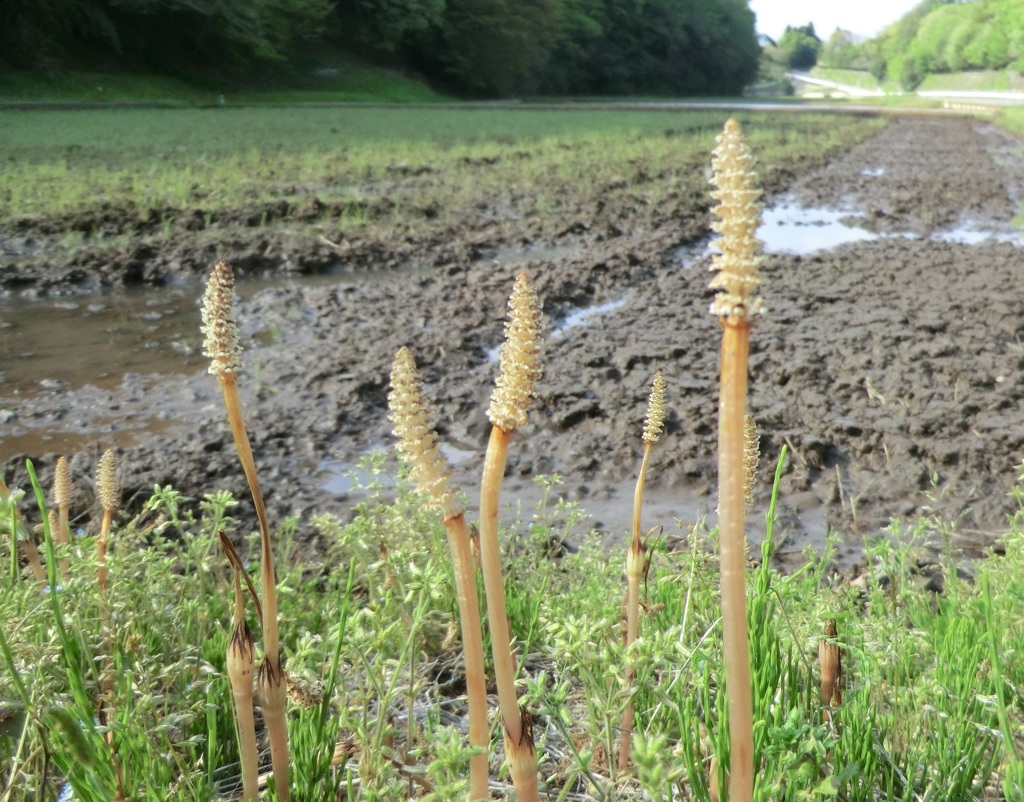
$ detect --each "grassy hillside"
[918,68,1024,91]
[870,0,1024,88]
[0,61,450,105]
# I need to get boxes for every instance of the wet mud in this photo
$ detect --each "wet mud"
[6,115,1024,568]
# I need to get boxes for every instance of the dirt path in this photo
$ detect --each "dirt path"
[7,115,1024,569]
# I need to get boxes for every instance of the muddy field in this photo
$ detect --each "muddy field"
[5,114,1024,568]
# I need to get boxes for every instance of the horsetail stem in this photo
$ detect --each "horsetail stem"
[708,116,763,802]
[389,346,490,801]
[96,449,118,595]
[480,273,542,802]
[202,260,290,800]
[619,370,666,771]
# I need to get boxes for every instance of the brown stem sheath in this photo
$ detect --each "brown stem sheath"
[229,634,259,801]
[259,662,290,802]
[504,711,539,802]
[717,320,754,802]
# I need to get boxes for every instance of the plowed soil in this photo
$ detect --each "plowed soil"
[8,114,1024,569]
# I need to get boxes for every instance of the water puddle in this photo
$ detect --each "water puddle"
[745,196,1024,254]
[485,297,628,362]
[0,416,176,456]
[316,457,396,496]
[0,266,417,458]
[440,440,478,466]
[757,199,880,254]
[553,298,627,335]
[0,288,203,396]
[675,199,889,261]
[931,226,1022,245]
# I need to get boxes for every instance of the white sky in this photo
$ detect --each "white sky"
[747,0,925,41]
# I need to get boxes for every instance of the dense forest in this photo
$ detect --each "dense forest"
[0,0,761,97]
[818,0,1024,89]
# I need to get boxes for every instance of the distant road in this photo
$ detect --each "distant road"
[788,70,1024,107]
[0,97,1003,115]
[786,72,885,98]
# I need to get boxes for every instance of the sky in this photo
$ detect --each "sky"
[747,0,924,42]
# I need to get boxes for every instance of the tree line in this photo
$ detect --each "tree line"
[818,0,1024,89]
[1,0,761,97]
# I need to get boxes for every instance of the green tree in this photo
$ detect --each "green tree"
[1,0,335,72]
[582,0,758,95]
[333,0,445,54]
[437,0,561,95]
[0,0,116,69]
[531,0,604,93]
[818,29,869,70]
[777,23,821,70]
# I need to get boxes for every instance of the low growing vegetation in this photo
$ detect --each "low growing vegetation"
[0,107,882,224]
[3,447,1024,799]
[2,116,1024,802]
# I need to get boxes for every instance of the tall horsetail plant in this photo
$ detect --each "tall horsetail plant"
[53,455,72,547]
[96,449,119,595]
[389,346,490,801]
[202,259,291,801]
[707,117,764,802]
[94,449,122,788]
[479,273,543,802]
[618,370,666,772]
[52,455,71,577]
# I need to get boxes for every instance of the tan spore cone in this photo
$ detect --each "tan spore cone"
[488,273,543,433]
[709,117,764,323]
[388,348,457,517]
